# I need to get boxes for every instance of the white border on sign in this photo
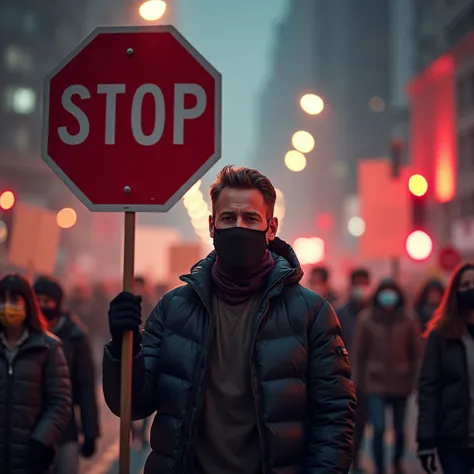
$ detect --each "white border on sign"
[42,25,222,213]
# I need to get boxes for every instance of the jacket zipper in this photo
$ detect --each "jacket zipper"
[249,272,291,474]
[177,270,292,473]
[4,362,13,474]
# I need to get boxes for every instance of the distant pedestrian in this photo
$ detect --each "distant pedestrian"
[308,265,339,305]
[417,262,474,474]
[413,279,445,334]
[353,278,420,474]
[337,268,372,474]
[35,275,100,474]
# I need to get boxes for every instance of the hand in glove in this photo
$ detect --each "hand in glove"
[418,448,437,473]
[108,291,142,357]
[81,438,96,458]
[27,439,55,474]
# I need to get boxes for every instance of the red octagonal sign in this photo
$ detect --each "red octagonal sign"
[42,26,222,212]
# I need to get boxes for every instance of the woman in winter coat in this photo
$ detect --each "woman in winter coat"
[414,279,445,334]
[352,278,420,474]
[0,274,72,474]
[417,262,474,474]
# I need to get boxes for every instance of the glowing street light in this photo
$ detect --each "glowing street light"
[292,130,315,154]
[300,94,324,115]
[184,180,201,199]
[293,237,325,265]
[188,204,209,220]
[0,191,15,210]
[347,216,366,237]
[183,190,204,210]
[284,150,307,172]
[57,208,77,229]
[139,0,167,21]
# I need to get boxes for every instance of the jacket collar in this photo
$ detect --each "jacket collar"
[180,237,303,312]
[0,328,50,354]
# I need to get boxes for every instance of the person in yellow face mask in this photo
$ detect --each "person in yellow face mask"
[0,274,72,474]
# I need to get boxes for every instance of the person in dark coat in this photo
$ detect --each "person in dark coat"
[337,268,372,474]
[0,274,71,474]
[103,166,356,474]
[34,276,100,474]
[417,262,474,474]
[308,265,339,305]
[353,278,420,474]
[413,279,445,334]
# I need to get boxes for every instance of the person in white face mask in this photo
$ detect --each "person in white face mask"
[352,278,420,474]
[337,268,372,474]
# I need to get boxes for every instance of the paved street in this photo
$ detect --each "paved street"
[79,388,120,474]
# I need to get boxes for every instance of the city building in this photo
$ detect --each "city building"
[0,0,92,204]
[409,0,474,258]
[251,0,394,265]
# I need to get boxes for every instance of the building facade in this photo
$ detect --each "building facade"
[0,0,91,204]
[251,0,394,265]
[410,0,474,258]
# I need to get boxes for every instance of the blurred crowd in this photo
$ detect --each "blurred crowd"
[1,260,474,473]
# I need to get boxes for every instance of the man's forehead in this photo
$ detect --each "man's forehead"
[214,188,266,213]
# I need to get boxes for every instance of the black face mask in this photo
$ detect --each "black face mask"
[458,289,474,310]
[41,306,61,322]
[213,226,268,273]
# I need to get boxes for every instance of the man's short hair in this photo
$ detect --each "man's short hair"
[210,165,276,217]
[350,268,370,285]
[310,266,329,283]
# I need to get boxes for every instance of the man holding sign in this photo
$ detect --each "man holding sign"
[103,166,356,474]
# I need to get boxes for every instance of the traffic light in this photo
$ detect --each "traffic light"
[0,190,15,210]
[406,174,433,260]
[406,230,433,261]
[408,174,428,227]
[0,191,15,248]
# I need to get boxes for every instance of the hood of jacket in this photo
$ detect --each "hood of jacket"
[181,237,304,307]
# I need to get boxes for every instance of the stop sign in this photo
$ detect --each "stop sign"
[42,26,222,212]
[438,245,462,272]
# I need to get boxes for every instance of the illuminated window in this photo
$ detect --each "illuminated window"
[3,45,33,72]
[4,86,36,114]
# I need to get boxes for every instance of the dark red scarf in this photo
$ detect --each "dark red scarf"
[211,250,275,305]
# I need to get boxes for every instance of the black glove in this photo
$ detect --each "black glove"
[27,439,55,473]
[81,437,96,458]
[108,291,142,357]
[418,448,437,473]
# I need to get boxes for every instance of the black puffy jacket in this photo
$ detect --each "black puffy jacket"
[53,312,100,443]
[417,328,471,450]
[0,330,72,474]
[103,239,356,474]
